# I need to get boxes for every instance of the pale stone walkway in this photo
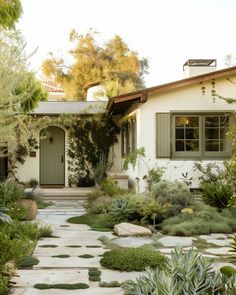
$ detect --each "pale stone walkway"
[10,201,236,294]
[10,201,140,295]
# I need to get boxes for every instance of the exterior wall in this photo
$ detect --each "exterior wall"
[121,76,236,192]
[16,125,69,187]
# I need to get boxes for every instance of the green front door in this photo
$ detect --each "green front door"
[40,126,65,185]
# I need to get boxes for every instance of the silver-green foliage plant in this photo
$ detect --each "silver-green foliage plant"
[152,180,190,211]
[124,246,236,295]
[0,179,24,207]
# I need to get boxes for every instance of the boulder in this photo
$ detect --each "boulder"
[114,222,152,237]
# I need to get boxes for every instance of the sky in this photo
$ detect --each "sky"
[17,0,236,87]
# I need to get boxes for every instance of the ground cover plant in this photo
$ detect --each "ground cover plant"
[123,247,236,295]
[34,283,89,290]
[100,247,167,271]
[18,256,39,269]
[79,254,94,258]
[88,267,101,282]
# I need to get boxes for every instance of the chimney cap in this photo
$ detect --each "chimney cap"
[183,59,216,70]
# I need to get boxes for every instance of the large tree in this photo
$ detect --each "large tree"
[0,0,22,29]
[42,30,149,100]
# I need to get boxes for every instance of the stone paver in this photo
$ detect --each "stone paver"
[111,236,153,247]
[159,236,196,247]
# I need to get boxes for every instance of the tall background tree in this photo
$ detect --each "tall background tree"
[42,29,149,100]
[0,0,22,29]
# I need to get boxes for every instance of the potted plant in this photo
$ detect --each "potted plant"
[17,179,39,220]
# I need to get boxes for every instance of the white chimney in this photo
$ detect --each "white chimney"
[183,59,217,78]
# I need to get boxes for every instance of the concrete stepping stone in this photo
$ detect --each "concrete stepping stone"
[205,247,232,255]
[199,234,231,247]
[12,269,89,287]
[101,269,142,283]
[112,236,153,247]
[11,287,123,295]
[159,236,196,247]
[34,256,101,268]
[34,246,106,256]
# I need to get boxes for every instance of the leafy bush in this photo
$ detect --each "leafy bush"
[0,179,24,207]
[100,247,167,271]
[28,179,38,188]
[124,247,236,295]
[0,275,8,295]
[162,202,236,236]
[152,180,191,215]
[0,207,12,224]
[220,265,236,277]
[230,235,236,255]
[194,161,223,185]
[143,166,165,191]
[202,181,232,209]
[86,195,113,214]
[100,178,125,196]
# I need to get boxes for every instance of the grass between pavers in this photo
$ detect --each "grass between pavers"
[38,244,58,248]
[88,267,101,282]
[86,245,102,248]
[67,214,116,232]
[79,254,94,258]
[66,245,82,248]
[60,225,70,227]
[193,238,222,250]
[99,281,122,287]
[34,283,89,289]
[18,256,39,269]
[51,254,70,258]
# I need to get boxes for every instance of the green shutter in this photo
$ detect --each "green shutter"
[156,113,171,158]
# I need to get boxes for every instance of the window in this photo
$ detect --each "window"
[121,116,136,157]
[173,114,230,158]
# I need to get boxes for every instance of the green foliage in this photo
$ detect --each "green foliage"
[88,267,101,282]
[67,214,116,232]
[0,275,8,295]
[124,246,236,295]
[100,281,121,287]
[36,196,53,209]
[230,235,236,255]
[202,181,231,209]
[162,202,236,236]
[38,225,53,238]
[68,115,119,186]
[0,0,23,29]
[100,177,125,196]
[42,31,148,100]
[52,254,70,258]
[220,265,236,277]
[143,166,165,191]
[109,198,130,222]
[152,180,191,215]
[0,179,24,207]
[0,207,12,224]
[123,147,145,170]
[194,161,223,185]
[79,254,94,258]
[28,179,39,188]
[18,256,39,269]
[38,244,58,248]
[34,283,89,290]
[100,247,167,271]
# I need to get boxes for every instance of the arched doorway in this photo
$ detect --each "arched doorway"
[40,126,65,186]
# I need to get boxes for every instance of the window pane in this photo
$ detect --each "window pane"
[205,116,219,127]
[205,140,219,151]
[220,128,228,140]
[176,129,184,139]
[176,140,184,151]
[205,128,219,139]
[186,128,199,139]
[186,140,199,151]
[220,116,229,127]
[175,116,198,127]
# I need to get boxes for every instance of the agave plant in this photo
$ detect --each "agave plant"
[0,207,12,224]
[123,246,236,295]
[109,198,130,222]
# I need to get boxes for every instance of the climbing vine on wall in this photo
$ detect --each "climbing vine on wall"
[67,114,119,186]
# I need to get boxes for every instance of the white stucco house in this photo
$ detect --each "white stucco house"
[7,59,236,192]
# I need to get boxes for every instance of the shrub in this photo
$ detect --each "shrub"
[86,195,113,214]
[201,181,231,209]
[162,203,236,236]
[100,178,125,196]
[143,166,165,191]
[0,275,8,295]
[28,179,38,188]
[124,246,236,295]
[194,161,223,185]
[152,180,191,215]
[0,179,24,207]
[230,235,236,256]
[220,265,236,277]
[100,247,167,271]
